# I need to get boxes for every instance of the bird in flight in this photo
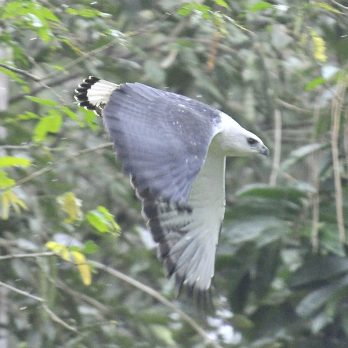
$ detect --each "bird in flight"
[75,76,269,302]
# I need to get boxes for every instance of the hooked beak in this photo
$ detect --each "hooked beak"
[259,145,270,157]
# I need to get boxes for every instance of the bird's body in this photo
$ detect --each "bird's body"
[75,77,268,300]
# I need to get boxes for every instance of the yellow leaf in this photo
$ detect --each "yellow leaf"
[71,251,92,286]
[10,192,28,212]
[46,241,92,286]
[45,241,60,251]
[0,169,16,189]
[311,30,327,63]
[57,192,82,224]
[0,190,28,220]
[46,241,70,261]
[1,191,10,220]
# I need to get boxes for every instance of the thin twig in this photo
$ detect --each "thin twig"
[330,0,348,10]
[55,280,109,314]
[0,252,220,347]
[0,63,41,81]
[310,104,322,252]
[90,260,222,348]
[344,108,348,170]
[331,81,347,243]
[0,280,44,302]
[42,304,78,333]
[0,251,54,261]
[0,287,9,348]
[0,144,35,150]
[269,109,282,185]
[41,13,177,82]
[276,98,313,115]
[311,189,320,252]
[3,142,113,191]
[10,71,81,104]
[0,279,78,333]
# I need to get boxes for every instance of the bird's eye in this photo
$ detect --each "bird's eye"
[247,138,258,145]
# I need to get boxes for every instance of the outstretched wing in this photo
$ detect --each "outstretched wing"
[97,81,226,297]
[143,142,226,299]
[102,83,221,203]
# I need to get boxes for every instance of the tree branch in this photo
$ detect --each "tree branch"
[0,251,221,347]
[42,304,78,333]
[330,0,348,10]
[0,280,44,302]
[276,98,313,115]
[0,280,78,333]
[310,104,322,252]
[0,251,54,261]
[90,260,223,348]
[269,109,282,185]
[2,142,113,191]
[0,63,41,81]
[331,81,347,243]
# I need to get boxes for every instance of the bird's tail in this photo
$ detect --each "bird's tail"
[74,76,119,114]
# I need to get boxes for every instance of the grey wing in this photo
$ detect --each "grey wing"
[102,83,221,203]
[143,142,226,299]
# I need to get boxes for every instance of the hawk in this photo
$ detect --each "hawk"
[75,77,269,302]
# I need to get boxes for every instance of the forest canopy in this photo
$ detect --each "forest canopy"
[0,0,347,347]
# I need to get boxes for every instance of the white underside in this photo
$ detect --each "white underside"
[163,137,226,290]
[184,139,226,289]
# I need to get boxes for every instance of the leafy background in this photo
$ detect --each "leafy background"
[0,0,347,347]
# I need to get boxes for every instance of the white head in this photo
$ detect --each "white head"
[217,112,269,157]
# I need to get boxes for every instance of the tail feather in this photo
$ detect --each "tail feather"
[74,76,119,114]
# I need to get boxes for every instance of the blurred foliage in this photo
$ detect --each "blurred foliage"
[0,0,347,347]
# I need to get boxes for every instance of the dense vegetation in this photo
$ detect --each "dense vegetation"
[0,0,347,347]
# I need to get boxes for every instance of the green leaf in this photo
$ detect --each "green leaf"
[86,206,121,235]
[296,274,348,317]
[82,240,99,254]
[215,0,229,9]
[321,222,346,256]
[39,6,60,22]
[33,111,62,142]
[226,217,286,245]
[0,156,31,168]
[0,170,15,189]
[315,2,342,14]
[305,76,325,91]
[177,3,211,17]
[26,96,58,106]
[61,106,79,122]
[57,192,83,224]
[291,256,348,288]
[37,26,52,43]
[150,325,176,346]
[236,184,309,203]
[2,1,25,18]
[280,143,328,171]
[231,314,254,329]
[1,189,28,219]
[0,66,28,91]
[66,7,104,18]
[80,109,98,130]
[177,5,193,16]
[17,112,40,120]
[248,1,273,12]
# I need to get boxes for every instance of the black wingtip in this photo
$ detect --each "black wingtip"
[74,76,100,110]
